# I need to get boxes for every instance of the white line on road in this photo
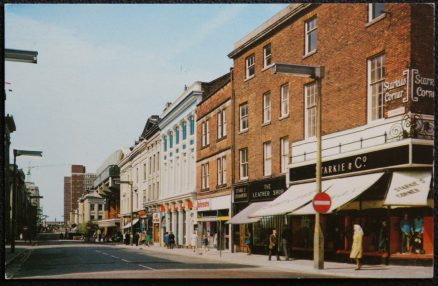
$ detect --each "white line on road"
[121,259,132,263]
[110,255,119,259]
[138,264,156,271]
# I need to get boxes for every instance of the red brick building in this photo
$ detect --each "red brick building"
[195,73,232,250]
[227,3,433,264]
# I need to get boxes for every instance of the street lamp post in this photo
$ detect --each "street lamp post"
[272,63,325,269]
[11,149,42,253]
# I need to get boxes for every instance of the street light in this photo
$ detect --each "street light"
[11,149,43,253]
[5,49,38,64]
[272,63,325,270]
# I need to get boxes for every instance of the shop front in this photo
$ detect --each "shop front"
[228,176,287,254]
[152,212,161,243]
[252,139,433,265]
[196,195,231,250]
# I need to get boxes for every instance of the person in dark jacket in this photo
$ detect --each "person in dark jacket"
[124,232,130,245]
[245,231,253,255]
[169,232,175,249]
[281,226,292,260]
[378,221,388,252]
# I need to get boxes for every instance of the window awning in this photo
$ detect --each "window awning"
[291,172,385,215]
[123,218,139,229]
[225,201,269,224]
[383,171,431,206]
[249,180,335,218]
[98,218,120,228]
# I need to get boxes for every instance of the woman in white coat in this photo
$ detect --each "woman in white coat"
[191,231,198,252]
[350,224,364,270]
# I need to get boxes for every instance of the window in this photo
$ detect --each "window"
[201,120,210,147]
[305,83,317,138]
[280,84,289,117]
[149,157,152,175]
[156,182,159,199]
[369,3,385,21]
[90,204,95,211]
[169,132,173,148]
[182,121,187,140]
[263,142,272,176]
[135,192,139,209]
[263,92,271,124]
[163,136,167,152]
[175,127,180,144]
[189,116,195,135]
[245,54,255,79]
[239,148,248,180]
[157,152,160,171]
[217,156,226,186]
[239,103,249,132]
[263,44,272,68]
[143,163,147,180]
[201,163,209,190]
[153,154,156,173]
[136,168,139,183]
[98,215,102,220]
[217,109,226,139]
[280,137,289,173]
[368,54,385,121]
[305,17,317,55]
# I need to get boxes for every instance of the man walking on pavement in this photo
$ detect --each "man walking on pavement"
[281,225,292,261]
[268,228,280,261]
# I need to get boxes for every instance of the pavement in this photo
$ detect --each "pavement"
[114,243,433,279]
[5,241,34,267]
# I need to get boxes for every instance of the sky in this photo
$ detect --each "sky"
[5,3,289,221]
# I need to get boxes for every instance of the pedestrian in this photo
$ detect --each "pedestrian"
[400,213,412,254]
[203,234,209,254]
[164,232,169,248]
[245,231,253,255]
[268,228,280,261]
[146,231,152,247]
[191,231,198,252]
[169,232,175,249]
[125,232,130,245]
[378,221,388,252]
[350,224,364,270]
[281,225,292,260]
[135,232,139,246]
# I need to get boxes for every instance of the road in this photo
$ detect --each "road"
[6,240,332,279]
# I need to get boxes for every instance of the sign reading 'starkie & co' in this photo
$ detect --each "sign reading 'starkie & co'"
[289,145,411,182]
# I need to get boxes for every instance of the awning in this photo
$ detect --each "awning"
[123,218,139,229]
[225,201,269,224]
[98,218,120,228]
[250,180,335,218]
[384,171,431,206]
[291,172,384,215]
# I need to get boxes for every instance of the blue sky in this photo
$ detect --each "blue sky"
[5,4,289,221]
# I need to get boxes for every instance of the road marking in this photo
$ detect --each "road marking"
[138,264,156,271]
[110,255,119,259]
[121,259,131,263]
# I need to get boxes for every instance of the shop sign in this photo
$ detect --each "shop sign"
[289,145,409,182]
[233,185,248,203]
[249,177,286,202]
[197,199,211,211]
[152,213,160,224]
[384,69,434,104]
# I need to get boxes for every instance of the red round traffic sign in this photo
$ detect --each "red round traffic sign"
[312,192,332,213]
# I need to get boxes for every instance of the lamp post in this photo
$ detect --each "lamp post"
[11,149,42,253]
[272,63,325,270]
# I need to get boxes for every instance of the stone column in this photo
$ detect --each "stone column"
[178,208,184,246]
[185,208,191,246]
[165,211,170,234]
[171,209,177,239]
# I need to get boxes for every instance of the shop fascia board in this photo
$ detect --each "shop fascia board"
[287,138,431,186]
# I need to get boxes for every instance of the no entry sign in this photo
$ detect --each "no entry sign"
[312,192,332,213]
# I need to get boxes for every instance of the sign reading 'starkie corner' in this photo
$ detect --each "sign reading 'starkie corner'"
[289,145,411,182]
[384,69,434,104]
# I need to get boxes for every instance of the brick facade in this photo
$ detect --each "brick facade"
[229,3,434,185]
